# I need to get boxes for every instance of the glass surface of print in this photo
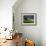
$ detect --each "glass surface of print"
[23,15,34,23]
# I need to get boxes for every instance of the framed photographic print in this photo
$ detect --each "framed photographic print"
[21,13,37,26]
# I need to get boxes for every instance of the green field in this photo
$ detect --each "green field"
[23,18,34,23]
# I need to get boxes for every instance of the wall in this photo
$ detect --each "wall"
[41,0,46,46]
[13,0,41,46]
[0,0,16,29]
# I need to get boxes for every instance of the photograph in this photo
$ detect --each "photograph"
[21,13,37,26]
